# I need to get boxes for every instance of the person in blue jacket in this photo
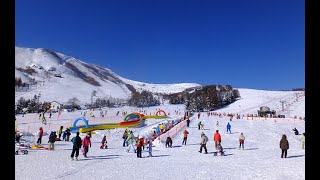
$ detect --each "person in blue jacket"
[156,124,161,135]
[226,122,231,134]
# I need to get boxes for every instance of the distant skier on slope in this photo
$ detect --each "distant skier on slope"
[226,122,231,134]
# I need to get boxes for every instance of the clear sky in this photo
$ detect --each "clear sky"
[15,0,304,90]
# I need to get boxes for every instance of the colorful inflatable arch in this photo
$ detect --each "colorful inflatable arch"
[73,117,89,127]
[123,113,141,122]
[156,110,167,116]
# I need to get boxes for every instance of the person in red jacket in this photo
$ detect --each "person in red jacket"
[139,136,145,150]
[136,137,143,158]
[36,127,44,145]
[182,130,189,145]
[82,134,92,158]
[214,130,221,150]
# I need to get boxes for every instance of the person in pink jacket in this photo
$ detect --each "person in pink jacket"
[36,127,44,145]
[82,134,92,158]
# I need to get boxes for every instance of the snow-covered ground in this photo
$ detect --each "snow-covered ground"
[15,91,305,180]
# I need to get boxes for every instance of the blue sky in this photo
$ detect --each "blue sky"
[15,0,304,90]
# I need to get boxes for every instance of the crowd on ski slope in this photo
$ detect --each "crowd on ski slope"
[15,112,305,160]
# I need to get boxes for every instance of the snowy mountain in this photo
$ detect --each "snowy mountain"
[15,47,200,105]
[15,47,304,119]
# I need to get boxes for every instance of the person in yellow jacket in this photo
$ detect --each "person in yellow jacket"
[160,123,165,133]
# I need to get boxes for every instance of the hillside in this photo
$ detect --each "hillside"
[15,47,200,105]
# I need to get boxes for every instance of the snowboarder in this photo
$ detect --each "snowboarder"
[182,130,189,145]
[238,132,245,150]
[226,122,231,133]
[301,133,305,149]
[70,132,82,161]
[280,134,289,158]
[82,134,92,158]
[199,132,208,154]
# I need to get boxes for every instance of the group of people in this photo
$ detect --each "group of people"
[122,129,153,158]
[70,132,92,160]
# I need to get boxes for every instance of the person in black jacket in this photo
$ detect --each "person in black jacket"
[48,131,57,150]
[280,134,289,158]
[70,132,82,160]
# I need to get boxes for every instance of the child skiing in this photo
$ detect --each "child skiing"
[100,134,108,149]
[238,132,245,150]
[182,130,189,145]
[147,140,153,157]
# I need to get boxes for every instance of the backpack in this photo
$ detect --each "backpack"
[71,137,76,144]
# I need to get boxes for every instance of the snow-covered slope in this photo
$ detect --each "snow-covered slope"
[214,88,305,118]
[15,47,200,104]
[15,103,305,180]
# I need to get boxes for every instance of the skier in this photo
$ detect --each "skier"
[82,134,92,158]
[198,121,202,130]
[197,113,200,119]
[136,137,143,158]
[58,126,63,139]
[166,136,172,148]
[182,130,189,145]
[62,130,67,141]
[139,136,145,150]
[216,121,219,126]
[122,129,129,147]
[214,130,221,149]
[238,132,245,150]
[65,127,71,141]
[100,134,108,149]
[42,114,47,125]
[293,128,299,135]
[70,132,82,161]
[199,132,208,154]
[301,133,305,149]
[48,131,57,150]
[36,127,44,145]
[147,140,153,157]
[186,118,190,127]
[126,131,136,153]
[226,122,231,133]
[200,122,205,130]
[280,134,289,158]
